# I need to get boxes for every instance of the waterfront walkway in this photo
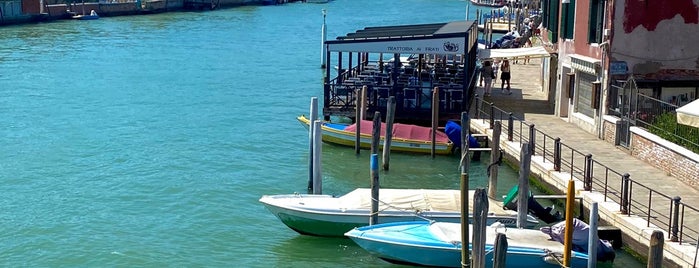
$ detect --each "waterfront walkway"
[471,56,699,267]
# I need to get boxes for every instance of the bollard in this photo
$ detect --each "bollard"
[620,173,630,215]
[671,196,681,242]
[528,124,535,155]
[553,138,561,172]
[507,112,514,141]
[584,154,593,191]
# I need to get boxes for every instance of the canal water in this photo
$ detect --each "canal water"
[0,0,644,266]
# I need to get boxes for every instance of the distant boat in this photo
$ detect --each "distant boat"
[346,221,590,267]
[259,188,539,237]
[73,10,99,20]
[470,0,506,8]
[297,115,454,155]
[478,21,513,33]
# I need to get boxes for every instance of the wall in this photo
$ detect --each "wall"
[630,127,699,187]
[610,0,699,74]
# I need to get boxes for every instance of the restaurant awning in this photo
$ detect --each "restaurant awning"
[325,20,477,55]
[477,46,551,60]
[677,99,699,128]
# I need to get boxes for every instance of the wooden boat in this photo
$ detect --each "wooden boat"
[259,188,539,237]
[297,115,454,155]
[470,0,506,8]
[346,221,589,267]
[72,10,99,20]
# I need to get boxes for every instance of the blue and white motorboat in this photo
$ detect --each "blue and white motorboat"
[346,221,590,268]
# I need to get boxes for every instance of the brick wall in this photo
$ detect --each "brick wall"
[602,117,617,145]
[630,128,699,187]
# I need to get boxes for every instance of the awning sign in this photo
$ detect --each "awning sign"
[327,38,465,54]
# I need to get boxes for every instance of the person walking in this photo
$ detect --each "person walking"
[500,59,511,94]
[481,60,494,97]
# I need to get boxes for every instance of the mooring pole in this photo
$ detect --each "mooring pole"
[563,179,576,266]
[588,202,599,268]
[312,120,323,194]
[308,97,318,193]
[488,121,501,199]
[370,153,379,225]
[460,173,471,268]
[431,87,439,158]
[383,97,396,170]
[516,143,531,228]
[320,9,327,68]
[648,230,664,268]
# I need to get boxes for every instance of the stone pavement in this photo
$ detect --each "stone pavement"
[471,57,699,267]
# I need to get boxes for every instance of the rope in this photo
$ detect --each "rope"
[486,149,504,176]
[368,196,436,223]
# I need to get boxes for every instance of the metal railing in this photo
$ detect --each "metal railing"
[474,96,699,245]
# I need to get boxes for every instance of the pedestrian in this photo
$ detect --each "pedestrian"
[500,59,511,94]
[481,60,494,97]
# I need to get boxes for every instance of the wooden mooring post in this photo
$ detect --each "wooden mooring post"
[492,232,507,268]
[488,121,501,199]
[516,143,531,229]
[431,87,439,158]
[460,173,471,268]
[647,230,664,268]
[563,179,576,266]
[354,87,362,154]
[473,188,489,268]
[312,120,323,194]
[382,97,396,170]
[307,97,318,193]
[588,202,599,268]
[370,153,380,225]
[371,112,381,155]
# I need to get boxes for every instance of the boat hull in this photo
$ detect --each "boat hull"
[297,115,454,155]
[259,189,538,237]
[346,221,589,268]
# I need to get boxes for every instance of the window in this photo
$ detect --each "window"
[588,0,604,44]
[560,0,575,40]
[576,72,596,117]
[547,0,560,43]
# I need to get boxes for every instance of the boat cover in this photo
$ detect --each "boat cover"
[339,188,461,212]
[343,120,451,143]
[540,218,616,262]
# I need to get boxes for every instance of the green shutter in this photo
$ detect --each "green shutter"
[550,0,559,43]
[566,0,576,39]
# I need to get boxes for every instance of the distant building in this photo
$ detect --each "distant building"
[538,0,699,138]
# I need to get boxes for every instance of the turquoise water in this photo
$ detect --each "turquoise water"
[0,1,643,266]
